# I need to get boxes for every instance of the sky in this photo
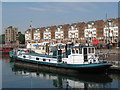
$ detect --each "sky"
[2,2,118,34]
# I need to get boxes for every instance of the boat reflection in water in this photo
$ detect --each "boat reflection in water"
[1,54,10,59]
[10,60,113,88]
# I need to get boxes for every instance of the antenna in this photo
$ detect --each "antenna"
[30,20,33,41]
[30,20,32,29]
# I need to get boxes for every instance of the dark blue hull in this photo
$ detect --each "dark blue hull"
[10,56,112,73]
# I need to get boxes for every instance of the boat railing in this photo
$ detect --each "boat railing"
[83,54,96,57]
[96,52,109,60]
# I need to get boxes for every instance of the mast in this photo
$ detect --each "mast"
[30,20,33,43]
[105,13,108,44]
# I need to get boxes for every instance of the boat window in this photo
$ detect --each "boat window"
[43,47,44,50]
[36,58,39,60]
[79,48,82,54]
[88,48,94,53]
[84,60,88,62]
[72,49,75,54]
[58,50,62,55]
[76,50,79,54]
[92,48,94,53]
[88,48,91,53]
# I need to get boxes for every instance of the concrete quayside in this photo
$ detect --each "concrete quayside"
[96,48,120,73]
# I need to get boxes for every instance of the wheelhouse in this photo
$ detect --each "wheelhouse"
[71,46,95,55]
[66,46,97,64]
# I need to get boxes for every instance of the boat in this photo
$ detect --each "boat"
[0,46,14,54]
[9,44,112,73]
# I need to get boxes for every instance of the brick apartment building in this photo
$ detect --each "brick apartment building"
[104,18,118,45]
[25,18,119,45]
[118,18,120,46]
[55,25,64,41]
[118,18,120,41]
[25,29,32,43]
[5,26,19,45]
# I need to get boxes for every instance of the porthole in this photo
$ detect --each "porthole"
[43,58,46,61]
[23,56,26,58]
[36,58,39,60]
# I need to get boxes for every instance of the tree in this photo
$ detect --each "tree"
[0,34,5,44]
[18,34,25,44]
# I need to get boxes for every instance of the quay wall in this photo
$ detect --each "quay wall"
[96,49,120,73]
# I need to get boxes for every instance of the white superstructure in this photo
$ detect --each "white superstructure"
[15,46,99,65]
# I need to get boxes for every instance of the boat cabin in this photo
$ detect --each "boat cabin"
[13,45,99,65]
[62,46,98,64]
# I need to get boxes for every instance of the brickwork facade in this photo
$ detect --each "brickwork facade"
[25,18,119,45]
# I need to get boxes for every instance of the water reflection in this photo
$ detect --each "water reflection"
[1,54,10,59]
[10,60,113,88]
